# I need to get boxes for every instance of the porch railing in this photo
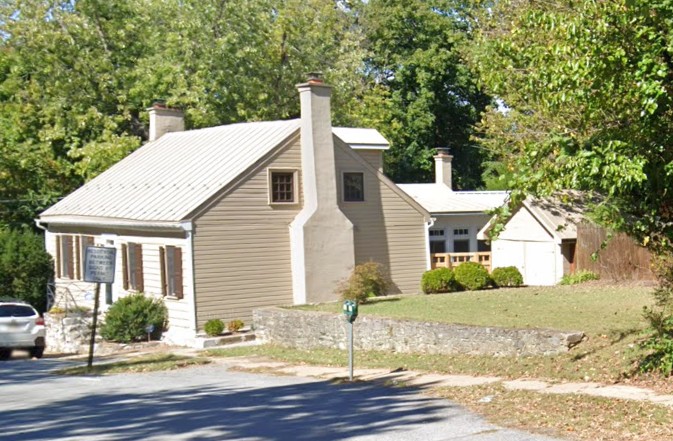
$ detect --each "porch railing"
[431,252,492,272]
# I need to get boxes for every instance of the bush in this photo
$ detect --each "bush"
[421,268,460,294]
[100,293,167,343]
[338,262,391,303]
[228,319,244,333]
[204,319,224,336]
[491,266,524,288]
[454,262,491,291]
[0,228,53,312]
[560,270,599,285]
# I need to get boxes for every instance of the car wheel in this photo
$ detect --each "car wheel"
[0,349,12,360]
[30,347,45,359]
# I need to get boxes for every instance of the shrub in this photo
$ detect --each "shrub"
[100,293,167,343]
[228,319,245,333]
[338,261,391,303]
[421,268,460,294]
[204,319,224,336]
[491,266,524,288]
[0,228,53,312]
[560,270,599,285]
[454,262,491,291]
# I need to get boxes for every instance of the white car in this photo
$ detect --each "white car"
[0,301,46,359]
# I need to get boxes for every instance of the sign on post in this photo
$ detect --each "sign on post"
[84,246,116,284]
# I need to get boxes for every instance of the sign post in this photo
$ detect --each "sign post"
[83,246,116,370]
[342,300,358,381]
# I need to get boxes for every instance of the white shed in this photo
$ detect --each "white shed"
[479,195,585,286]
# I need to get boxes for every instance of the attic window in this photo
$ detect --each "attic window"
[269,169,298,204]
[343,172,364,202]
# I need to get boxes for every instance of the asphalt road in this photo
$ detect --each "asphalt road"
[0,356,564,441]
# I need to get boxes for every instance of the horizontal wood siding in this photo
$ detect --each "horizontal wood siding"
[46,230,194,333]
[335,141,427,294]
[192,140,301,329]
[355,150,383,171]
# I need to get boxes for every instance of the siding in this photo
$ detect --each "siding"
[354,150,383,172]
[192,139,302,329]
[499,207,553,242]
[46,230,194,333]
[335,140,428,294]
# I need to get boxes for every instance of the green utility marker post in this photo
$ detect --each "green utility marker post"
[342,300,358,381]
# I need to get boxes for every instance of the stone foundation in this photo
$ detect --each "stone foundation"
[45,312,93,354]
[253,307,584,357]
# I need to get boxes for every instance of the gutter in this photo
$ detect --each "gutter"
[38,216,189,232]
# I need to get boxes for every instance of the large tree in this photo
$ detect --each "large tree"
[356,0,491,187]
[471,0,673,249]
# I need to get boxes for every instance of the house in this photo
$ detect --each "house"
[478,194,586,285]
[398,149,508,271]
[37,75,431,346]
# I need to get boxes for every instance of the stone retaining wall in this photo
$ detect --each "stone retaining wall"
[253,307,584,356]
[45,313,92,354]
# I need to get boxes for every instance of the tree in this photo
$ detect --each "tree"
[0,228,53,312]
[356,0,491,187]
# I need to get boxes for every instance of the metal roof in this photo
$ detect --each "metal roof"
[397,183,508,214]
[40,120,393,225]
[332,127,389,150]
[522,193,588,241]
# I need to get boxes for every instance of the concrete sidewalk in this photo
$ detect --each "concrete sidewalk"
[210,354,673,407]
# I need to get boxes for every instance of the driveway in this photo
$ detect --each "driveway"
[0,356,563,441]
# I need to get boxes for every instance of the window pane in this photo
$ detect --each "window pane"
[430,241,446,253]
[271,172,294,202]
[343,172,364,201]
[453,239,470,253]
[128,245,137,288]
[166,246,176,295]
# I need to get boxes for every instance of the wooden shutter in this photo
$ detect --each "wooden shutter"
[121,243,129,290]
[159,246,167,296]
[75,236,81,280]
[55,236,62,279]
[174,247,183,299]
[134,243,144,292]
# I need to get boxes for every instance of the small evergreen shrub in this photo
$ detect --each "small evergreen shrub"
[338,261,391,303]
[228,319,245,333]
[560,270,599,285]
[100,293,167,343]
[204,319,225,336]
[491,266,524,288]
[454,262,491,291]
[421,268,460,294]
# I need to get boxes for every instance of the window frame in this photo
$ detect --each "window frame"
[121,242,144,292]
[342,172,365,202]
[56,235,74,279]
[160,245,183,299]
[268,169,299,205]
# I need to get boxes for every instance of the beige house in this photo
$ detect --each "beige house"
[38,77,431,346]
[398,149,508,272]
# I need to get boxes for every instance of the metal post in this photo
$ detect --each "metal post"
[348,321,354,381]
[87,282,101,370]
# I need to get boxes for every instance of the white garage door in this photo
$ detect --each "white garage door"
[493,240,557,286]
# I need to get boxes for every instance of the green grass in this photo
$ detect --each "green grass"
[54,353,211,375]
[296,284,653,335]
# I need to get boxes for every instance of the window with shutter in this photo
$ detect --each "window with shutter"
[57,235,74,279]
[122,242,144,291]
[160,246,183,299]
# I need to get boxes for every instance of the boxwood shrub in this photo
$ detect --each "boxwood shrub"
[454,262,491,291]
[421,268,460,294]
[204,319,225,336]
[491,266,524,287]
[100,293,167,343]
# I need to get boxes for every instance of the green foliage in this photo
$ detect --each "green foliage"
[491,266,524,288]
[453,262,491,291]
[560,270,599,286]
[420,268,460,294]
[227,319,245,333]
[640,255,673,375]
[204,319,224,337]
[100,293,167,343]
[0,228,53,312]
[338,262,391,304]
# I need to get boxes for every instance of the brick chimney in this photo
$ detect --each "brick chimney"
[434,147,453,189]
[148,102,184,141]
[290,73,355,304]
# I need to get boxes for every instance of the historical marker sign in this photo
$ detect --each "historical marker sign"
[84,246,116,284]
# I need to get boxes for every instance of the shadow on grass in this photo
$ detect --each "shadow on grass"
[570,327,643,362]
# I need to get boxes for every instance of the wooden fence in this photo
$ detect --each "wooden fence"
[576,223,654,281]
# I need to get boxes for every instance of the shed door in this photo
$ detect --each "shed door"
[523,241,557,286]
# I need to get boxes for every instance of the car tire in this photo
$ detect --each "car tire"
[0,349,12,360]
[30,347,45,359]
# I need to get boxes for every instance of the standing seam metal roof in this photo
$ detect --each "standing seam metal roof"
[397,183,508,214]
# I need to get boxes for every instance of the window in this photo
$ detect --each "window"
[453,239,470,253]
[430,241,446,253]
[160,246,183,299]
[453,228,469,236]
[429,229,445,237]
[343,172,364,202]
[477,240,491,252]
[75,236,94,280]
[122,243,144,292]
[56,235,74,279]
[269,170,296,203]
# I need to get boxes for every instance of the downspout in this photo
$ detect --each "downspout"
[425,217,436,270]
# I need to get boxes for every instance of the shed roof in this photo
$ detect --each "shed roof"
[397,183,508,214]
[40,119,389,225]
